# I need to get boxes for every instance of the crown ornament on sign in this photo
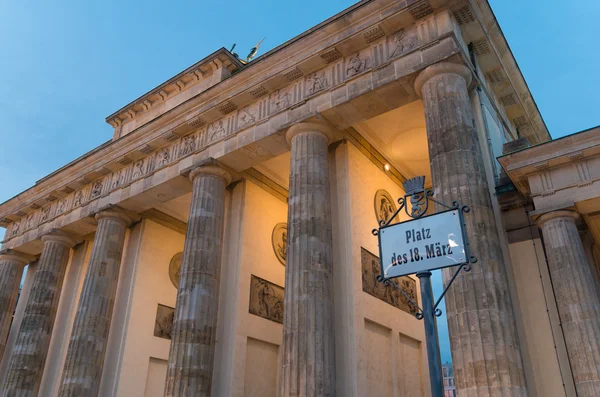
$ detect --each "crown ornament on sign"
[402,176,426,195]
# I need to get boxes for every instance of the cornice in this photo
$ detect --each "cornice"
[0,0,434,227]
[464,0,551,145]
[105,48,243,130]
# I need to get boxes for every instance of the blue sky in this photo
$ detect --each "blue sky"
[1,0,599,364]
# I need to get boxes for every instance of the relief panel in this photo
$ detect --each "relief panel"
[388,27,419,59]
[361,247,418,315]
[248,275,284,324]
[153,304,174,340]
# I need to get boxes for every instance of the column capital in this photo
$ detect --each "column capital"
[189,163,232,185]
[0,249,34,266]
[414,62,472,98]
[41,230,77,248]
[286,121,335,146]
[536,209,580,227]
[95,206,132,227]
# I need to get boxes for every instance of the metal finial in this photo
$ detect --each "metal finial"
[403,175,426,195]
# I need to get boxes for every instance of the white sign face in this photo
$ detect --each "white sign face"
[378,209,467,278]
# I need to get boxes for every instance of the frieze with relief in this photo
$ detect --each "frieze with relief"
[249,275,284,324]
[361,247,418,315]
[2,24,425,240]
[154,304,175,340]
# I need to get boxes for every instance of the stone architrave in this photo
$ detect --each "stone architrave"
[2,231,75,396]
[280,121,336,397]
[164,162,231,397]
[0,251,31,362]
[537,211,600,396]
[58,208,132,397]
[415,62,528,396]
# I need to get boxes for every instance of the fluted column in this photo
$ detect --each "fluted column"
[0,251,30,362]
[164,162,231,397]
[3,231,75,396]
[415,62,527,396]
[58,208,131,397]
[537,210,600,396]
[280,121,336,397]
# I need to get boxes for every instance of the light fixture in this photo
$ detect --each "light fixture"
[384,164,390,171]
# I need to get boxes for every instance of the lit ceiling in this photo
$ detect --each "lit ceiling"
[153,101,429,221]
[353,100,431,184]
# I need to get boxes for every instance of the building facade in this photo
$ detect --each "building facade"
[0,0,597,396]
[442,363,455,397]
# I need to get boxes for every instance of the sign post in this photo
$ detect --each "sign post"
[372,176,477,397]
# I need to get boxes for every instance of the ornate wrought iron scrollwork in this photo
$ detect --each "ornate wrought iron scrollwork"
[376,275,423,320]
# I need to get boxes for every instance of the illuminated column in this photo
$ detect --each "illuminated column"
[537,210,600,396]
[0,251,30,362]
[280,121,336,397]
[58,208,131,397]
[164,162,230,397]
[415,62,528,396]
[3,231,75,396]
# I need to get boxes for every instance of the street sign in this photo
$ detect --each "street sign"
[378,209,467,279]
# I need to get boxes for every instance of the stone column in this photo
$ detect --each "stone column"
[3,231,75,396]
[537,210,600,396]
[164,162,231,397]
[280,121,336,397]
[58,208,131,397]
[0,251,30,362]
[415,62,527,396]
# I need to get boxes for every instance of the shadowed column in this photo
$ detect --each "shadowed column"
[0,251,30,363]
[164,162,230,397]
[58,208,131,397]
[537,211,600,396]
[415,62,528,396]
[3,231,75,396]
[280,121,336,397]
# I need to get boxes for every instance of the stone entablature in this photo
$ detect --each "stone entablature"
[499,126,600,213]
[0,0,550,249]
[106,49,243,140]
[0,6,465,247]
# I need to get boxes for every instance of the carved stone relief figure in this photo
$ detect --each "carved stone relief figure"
[238,106,257,129]
[169,252,183,288]
[271,88,292,112]
[306,70,328,96]
[346,51,369,77]
[73,190,85,207]
[249,275,284,324]
[40,204,52,223]
[111,169,126,189]
[154,304,175,340]
[132,160,145,179]
[361,247,417,315]
[389,28,418,59]
[208,120,226,142]
[55,198,68,215]
[26,212,36,230]
[156,147,171,168]
[374,189,397,225]
[271,222,287,266]
[10,219,20,237]
[90,180,103,199]
[179,134,197,157]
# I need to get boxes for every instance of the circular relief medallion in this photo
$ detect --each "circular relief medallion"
[374,189,397,225]
[169,252,183,288]
[271,222,288,266]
